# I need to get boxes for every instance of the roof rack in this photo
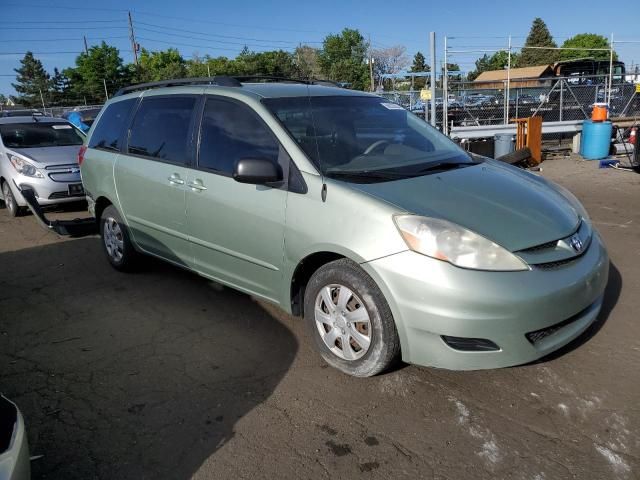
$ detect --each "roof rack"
[113,75,344,97]
[114,76,242,96]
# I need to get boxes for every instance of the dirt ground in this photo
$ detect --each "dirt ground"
[1,157,639,480]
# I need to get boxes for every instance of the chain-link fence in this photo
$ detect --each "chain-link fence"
[378,73,640,145]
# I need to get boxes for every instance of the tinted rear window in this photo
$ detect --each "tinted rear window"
[128,96,195,164]
[88,98,137,151]
[0,122,84,148]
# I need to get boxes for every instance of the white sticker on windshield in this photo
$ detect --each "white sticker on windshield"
[52,124,72,129]
[381,102,404,110]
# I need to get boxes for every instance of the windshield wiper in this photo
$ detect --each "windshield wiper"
[325,170,408,180]
[416,160,480,173]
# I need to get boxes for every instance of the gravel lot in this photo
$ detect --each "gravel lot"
[1,157,639,479]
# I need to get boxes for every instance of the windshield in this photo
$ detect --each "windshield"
[0,122,84,148]
[263,95,474,181]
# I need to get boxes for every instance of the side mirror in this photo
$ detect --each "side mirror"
[233,158,283,185]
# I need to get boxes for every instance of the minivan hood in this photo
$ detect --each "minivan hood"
[349,160,580,252]
[12,146,81,166]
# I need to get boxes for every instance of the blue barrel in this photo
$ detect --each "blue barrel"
[581,120,612,160]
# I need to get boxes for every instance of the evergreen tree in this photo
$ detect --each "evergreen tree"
[12,52,50,107]
[519,18,558,67]
[409,51,429,88]
[50,68,70,105]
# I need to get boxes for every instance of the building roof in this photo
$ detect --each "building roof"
[474,65,553,82]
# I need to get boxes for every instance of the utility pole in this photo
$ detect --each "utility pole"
[368,35,374,92]
[429,32,436,126]
[505,35,511,125]
[83,36,89,55]
[128,11,139,66]
[103,78,109,101]
[443,36,448,135]
[39,88,46,111]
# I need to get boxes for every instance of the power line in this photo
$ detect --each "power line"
[135,27,310,49]
[136,37,294,54]
[0,36,130,42]
[1,26,129,30]
[7,19,124,24]
[134,21,321,45]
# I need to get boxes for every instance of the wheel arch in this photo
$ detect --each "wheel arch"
[290,251,346,317]
[94,195,114,223]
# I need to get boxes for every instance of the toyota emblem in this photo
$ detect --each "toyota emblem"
[570,234,583,252]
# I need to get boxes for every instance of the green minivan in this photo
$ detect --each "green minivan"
[80,77,608,377]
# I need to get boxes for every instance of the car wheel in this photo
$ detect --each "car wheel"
[100,205,138,271]
[2,181,23,217]
[304,258,400,377]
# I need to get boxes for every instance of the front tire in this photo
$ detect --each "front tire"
[2,181,23,217]
[304,258,400,377]
[100,205,139,271]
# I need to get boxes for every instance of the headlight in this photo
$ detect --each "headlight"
[394,215,528,271]
[551,182,590,222]
[8,154,43,178]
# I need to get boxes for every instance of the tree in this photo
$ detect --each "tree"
[519,18,558,67]
[234,49,297,77]
[49,68,71,105]
[409,51,429,88]
[467,50,517,81]
[12,52,50,107]
[372,45,410,89]
[65,42,129,103]
[138,48,187,82]
[295,45,322,79]
[318,28,369,90]
[0,94,7,106]
[560,33,617,61]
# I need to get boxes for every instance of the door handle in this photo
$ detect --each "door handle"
[187,180,207,191]
[168,174,184,185]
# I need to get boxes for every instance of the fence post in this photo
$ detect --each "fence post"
[608,33,614,105]
[430,31,436,127]
[560,80,564,121]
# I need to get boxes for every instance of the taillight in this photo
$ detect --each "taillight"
[78,145,87,166]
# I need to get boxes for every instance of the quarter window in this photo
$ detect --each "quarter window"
[128,96,196,164]
[88,98,136,151]
[198,98,279,174]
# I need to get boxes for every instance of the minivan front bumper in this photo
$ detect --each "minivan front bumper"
[361,231,609,370]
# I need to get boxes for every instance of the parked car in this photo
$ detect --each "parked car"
[0,109,43,118]
[0,395,30,480]
[79,77,608,377]
[0,116,86,217]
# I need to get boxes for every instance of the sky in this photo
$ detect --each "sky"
[2,0,640,97]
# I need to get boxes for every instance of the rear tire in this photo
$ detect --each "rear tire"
[2,181,23,217]
[304,258,400,377]
[100,205,139,271]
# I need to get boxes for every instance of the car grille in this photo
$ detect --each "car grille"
[525,302,593,345]
[533,257,580,270]
[519,239,558,253]
[49,191,84,199]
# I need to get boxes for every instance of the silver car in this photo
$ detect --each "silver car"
[0,116,86,217]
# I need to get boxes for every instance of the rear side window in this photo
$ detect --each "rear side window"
[88,99,136,151]
[128,96,196,164]
[198,98,279,174]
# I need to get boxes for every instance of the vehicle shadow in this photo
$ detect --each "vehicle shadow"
[535,260,622,364]
[0,237,298,479]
